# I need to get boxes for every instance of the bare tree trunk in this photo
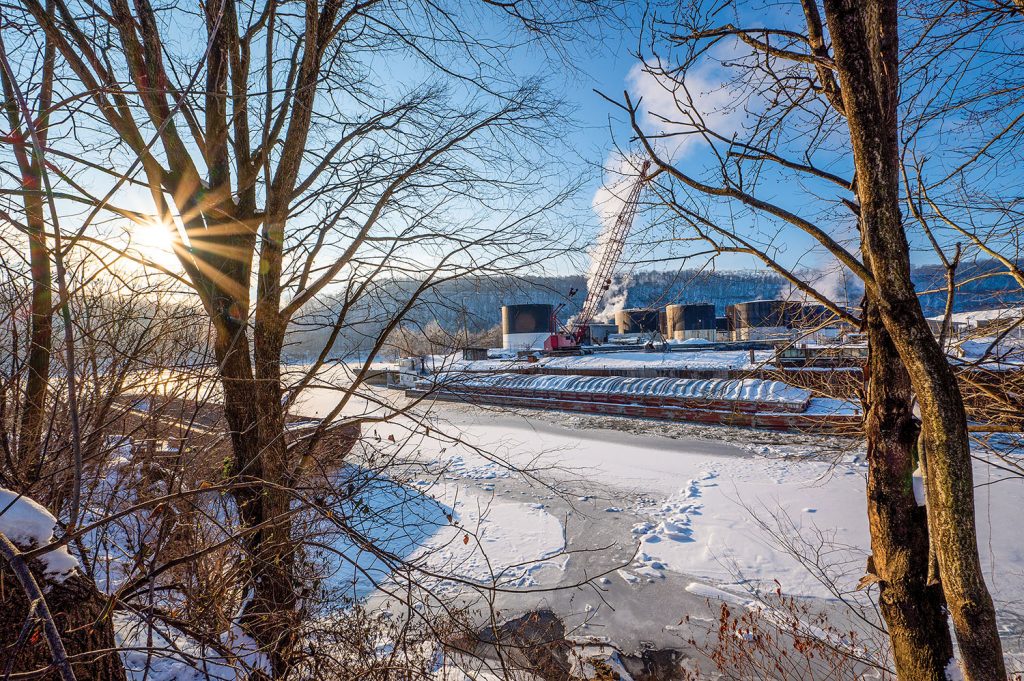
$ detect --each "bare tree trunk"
[15,192,51,484]
[216,314,297,678]
[0,37,53,487]
[863,299,953,679]
[823,1,1006,677]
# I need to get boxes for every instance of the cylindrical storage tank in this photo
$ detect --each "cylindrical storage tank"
[792,303,830,329]
[666,303,716,340]
[665,305,683,334]
[728,300,794,340]
[781,300,803,326]
[726,305,736,341]
[615,308,660,334]
[501,304,554,350]
[730,300,787,327]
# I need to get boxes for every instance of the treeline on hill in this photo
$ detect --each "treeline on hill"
[285,269,784,358]
[285,261,1024,358]
[913,260,1024,314]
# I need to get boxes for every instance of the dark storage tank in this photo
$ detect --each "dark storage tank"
[727,300,794,329]
[501,304,554,335]
[615,308,660,334]
[501,303,555,349]
[666,304,716,332]
[791,303,834,328]
[782,300,803,324]
[728,300,800,340]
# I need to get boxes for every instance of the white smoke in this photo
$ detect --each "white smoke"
[582,51,747,324]
[592,280,629,323]
[587,152,647,322]
[817,267,861,307]
[625,52,748,163]
[791,261,863,308]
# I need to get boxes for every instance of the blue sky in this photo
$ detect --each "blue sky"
[501,4,827,278]
[506,1,1024,292]
[26,0,1018,296]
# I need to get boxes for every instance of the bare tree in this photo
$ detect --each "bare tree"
[0,9,54,491]
[3,0,600,675]
[826,5,1003,676]
[611,1,1009,677]
[0,266,205,679]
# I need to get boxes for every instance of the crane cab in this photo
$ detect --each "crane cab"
[544,322,591,353]
[543,332,580,353]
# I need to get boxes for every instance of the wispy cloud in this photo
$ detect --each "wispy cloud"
[625,50,748,163]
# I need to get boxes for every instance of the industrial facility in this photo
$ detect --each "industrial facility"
[926,306,1024,340]
[418,156,1017,434]
[499,298,851,351]
[465,158,1017,433]
[416,161,902,433]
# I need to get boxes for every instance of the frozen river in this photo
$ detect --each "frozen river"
[292,382,1024,670]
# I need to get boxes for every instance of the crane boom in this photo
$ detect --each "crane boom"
[572,160,651,339]
[545,159,651,352]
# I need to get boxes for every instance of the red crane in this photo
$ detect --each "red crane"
[545,159,652,352]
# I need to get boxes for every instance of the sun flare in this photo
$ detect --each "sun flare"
[127,220,182,272]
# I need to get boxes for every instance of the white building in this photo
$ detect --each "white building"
[927,306,1024,339]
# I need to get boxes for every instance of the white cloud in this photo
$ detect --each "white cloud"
[625,51,748,162]
[583,49,752,322]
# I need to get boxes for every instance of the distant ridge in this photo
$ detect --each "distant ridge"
[285,262,1024,356]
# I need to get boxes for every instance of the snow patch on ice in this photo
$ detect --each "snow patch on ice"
[617,569,640,584]
[685,581,748,606]
[435,454,511,481]
[321,471,566,599]
[570,645,636,681]
[685,580,863,653]
[627,457,876,599]
[633,473,713,551]
[408,484,566,590]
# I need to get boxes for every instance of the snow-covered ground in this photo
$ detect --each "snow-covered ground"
[8,367,1018,679]
[345,409,872,601]
[294,386,1024,633]
[405,484,567,590]
[313,468,567,600]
